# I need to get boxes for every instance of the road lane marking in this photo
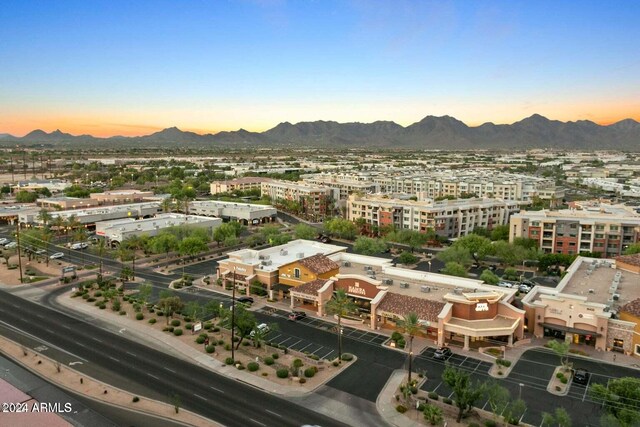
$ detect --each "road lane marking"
[91,337,102,343]
[126,351,137,357]
[209,386,224,393]
[74,341,86,348]
[108,356,120,362]
[164,367,176,373]
[0,320,88,362]
[61,325,71,330]
[249,418,267,427]
[146,373,159,379]
[265,410,282,418]
[193,393,207,401]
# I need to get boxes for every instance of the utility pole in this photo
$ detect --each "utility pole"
[15,221,23,284]
[231,267,236,362]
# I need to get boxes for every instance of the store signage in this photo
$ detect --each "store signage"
[193,322,202,333]
[475,302,489,312]
[348,285,367,296]
[235,267,246,273]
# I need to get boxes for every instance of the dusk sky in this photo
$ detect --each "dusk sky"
[1,0,639,137]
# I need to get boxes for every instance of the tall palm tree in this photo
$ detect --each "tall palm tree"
[326,289,357,364]
[51,215,65,238]
[37,208,52,227]
[397,312,421,383]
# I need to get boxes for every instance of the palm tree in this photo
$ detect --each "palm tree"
[161,197,174,213]
[51,215,65,238]
[397,312,421,383]
[325,289,357,364]
[37,208,52,227]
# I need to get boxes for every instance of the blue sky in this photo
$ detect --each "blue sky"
[1,0,639,136]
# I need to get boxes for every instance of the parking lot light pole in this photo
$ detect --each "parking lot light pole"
[519,383,524,400]
[231,267,236,362]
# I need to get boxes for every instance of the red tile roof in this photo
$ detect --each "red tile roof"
[298,254,339,275]
[621,298,640,317]
[377,292,445,323]
[294,279,329,295]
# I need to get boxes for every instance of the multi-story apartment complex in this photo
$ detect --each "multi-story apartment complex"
[509,204,640,256]
[210,177,272,195]
[348,194,524,238]
[260,180,337,218]
[303,171,563,206]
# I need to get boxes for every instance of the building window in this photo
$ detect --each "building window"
[294,268,300,279]
[636,344,640,356]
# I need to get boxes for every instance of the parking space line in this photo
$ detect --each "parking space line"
[432,381,443,393]
[298,343,314,352]
[287,339,303,349]
[319,349,334,360]
[278,337,292,346]
[267,333,282,342]
[369,335,383,342]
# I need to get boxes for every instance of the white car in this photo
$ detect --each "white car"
[497,281,514,288]
[50,252,64,259]
[4,242,18,249]
[71,242,89,250]
[0,238,10,245]
[249,323,270,337]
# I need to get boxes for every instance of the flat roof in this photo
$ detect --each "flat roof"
[558,258,640,307]
[225,239,347,272]
[97,213,219,233]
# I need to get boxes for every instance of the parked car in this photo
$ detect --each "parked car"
[288,310,307,321]
[487,265,497,271]
[249,323,270,337]
[236,296,254,304]
[518,284,532,293]
[50,252,64,259]
[71,242,89,250]
[35,249,47,255]
[498,281,514,288]
[433,347,453,360]
[4,242,18,249]
[573,368,590,385]
[0,238,10,245]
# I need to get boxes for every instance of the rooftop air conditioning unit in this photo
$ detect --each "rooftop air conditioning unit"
[263,255,270,260]
[421,285,431,293]
[296,252,305,259]
[384,279,393,285]
[588,289,595,294]
[454,288,463,295]
[613,294,620,301]
[259,255,265,260]
[364,265,372,271]
[343,261,351,267]
[400,282,409,288]
[263,260,272,266]
[280,249,288,256]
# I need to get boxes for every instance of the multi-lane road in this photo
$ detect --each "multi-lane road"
[0,289,347,427]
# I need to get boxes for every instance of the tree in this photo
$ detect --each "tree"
[324,218,357,240]
[15,190,38,203]
[442,262,468,278]
[480,269,500,285]
[385,229,429,252]
[251,322,278,351]
[490,225,510,241]
[233,306,257,349]
[294,223,317,240]
[149,232,179,259]
[442,365,485,422]
[436,246,473,268]
[397,312,420,383]
[353,236,387,255]
[157,296,184,325]
[547,339,571,370]
[213,223,237,246]
[503,399,527,425]
[453,234,494,262]
[423,404,444,425]
[542,407,572,427]
[397,251,418,266]
[326,289,357,363]
[137,283,153,310]
[484,381,510,421]
[183,300,203,322]
[178,236,208,260]
[37,208,52,227]
[590,377,640,426]
[623,243,640,255]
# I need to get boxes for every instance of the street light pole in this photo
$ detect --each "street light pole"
[231,267,236,362]
[15,221,23,284]
[409,351,414,383]
[519,383,524,400]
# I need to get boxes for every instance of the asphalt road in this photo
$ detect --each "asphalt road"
[0,290,348,427]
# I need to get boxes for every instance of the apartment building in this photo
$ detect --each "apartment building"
[261,180,337,217]
[348,194,524,238]
[509,204,640,256]
[210,177,272,195]
[302,176,378,200]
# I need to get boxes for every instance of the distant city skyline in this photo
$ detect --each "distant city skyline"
[1,1,639,137]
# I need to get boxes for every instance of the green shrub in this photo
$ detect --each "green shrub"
[276,368,289,378]
[185,323,192,330]
[556,372,565,379]
[119,310,126,315]
[156,311,164,316]
[292,358,303,368]
[247,362,259,372]
[184,317,192,323]
[132,396,139,403]
[99,304,106,309]
[217,339,224,345]
[173,328,183,336]
[428,392,439,400]
[333,360,339,367]
[410,386,418,394]
[299,377,306,384]
[272,353,279,360]
[212,326,220,332]
[443,397,452,405]
[136,312,144,320]
[95,291,102,297]
[83,295,92,300]
[148,318,157,324]
[468,423,481,427]
[168,327,174,333]
[310,354,319,360]
[396,405,407,414]
[560,377,568,384]
[224,344,231,351]
[484,421,497,427]
[236,364,245,370]
[225,357,234,365]
[204,322,212,330]
[304,367,316,378]
[196,336,206,344]
[341,353,354,361]
[205,345,215,354]
[171,319,181,327]
[391,331,403,341]
[264,357,274,365]
[242,341,250,346]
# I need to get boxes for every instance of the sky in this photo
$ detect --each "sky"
[1,0,639,137]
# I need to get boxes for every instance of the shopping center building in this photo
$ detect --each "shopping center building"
[521,254,640,356]
[217,239,526,349]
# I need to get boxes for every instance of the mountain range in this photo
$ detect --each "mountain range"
[2,114,639,150]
